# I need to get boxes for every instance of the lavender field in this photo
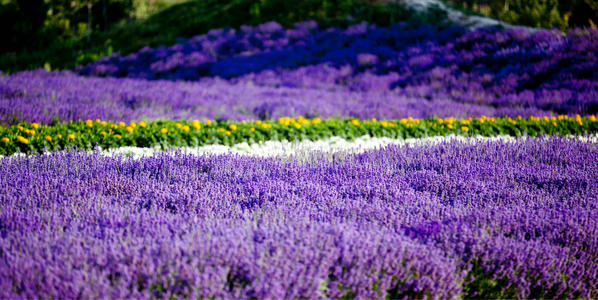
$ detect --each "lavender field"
[1,16,598,299]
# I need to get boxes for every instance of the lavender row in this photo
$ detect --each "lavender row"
[0,69,571,125]
[77,21,598,115]
[1,137,597,298]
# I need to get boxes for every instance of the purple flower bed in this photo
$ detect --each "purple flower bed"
[1,138,597,298]
[1,22,597,124]
[1,69,550,124]
[78,21,598,115]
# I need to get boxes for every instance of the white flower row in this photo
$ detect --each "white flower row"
[3,134,597,160]
[102,134,598,159]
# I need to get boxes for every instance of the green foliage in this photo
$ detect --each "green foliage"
[0,0,447,73]
[0,116,596,156]
[443,0,598,30]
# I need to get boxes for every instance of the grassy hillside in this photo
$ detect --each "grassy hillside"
[0,0,449,73]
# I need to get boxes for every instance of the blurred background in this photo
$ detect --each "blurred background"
[1,0,597,73]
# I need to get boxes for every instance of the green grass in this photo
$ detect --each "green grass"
[0,0,449,74]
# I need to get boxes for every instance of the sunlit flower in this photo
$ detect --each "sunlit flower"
[590,115,597,122]
[461,126,469,132]
[294,123,301,129]
[118,122,125,127]
[139,121,146,128]
[225,131,231,135]
[229,124,237,131]
[130,123,137,128]
[101,131,107,135]
[125,126,134,133]
[311,118,322,125]
[351,120,360,126]
[182,125,190,132]
[86,120,94,127]
[192,120,201,129]
[250,127,255,132]
[45,136,52,142]
[218,128,225,132]
[56,134,62,139]
[175,123,182,128]
[160,128,168,134]
[67,134,75,140]
[114,134,121,139]
[101,121,108,126]
[256,120,262,125]
[371,118,377,122]
[31,123,39,129]
[16,136,28,144]
[95,119,101,123]
[17,126,24,131]
[1,137,9,143]
[206,120,212,125]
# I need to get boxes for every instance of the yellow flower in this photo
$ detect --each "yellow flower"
[138,121,146,128]
[95,119,101,123]
[590,115,596,122]
[118,122,125,127]
[111,124,118,129]
[160,128,168,134]
[86,120,94,127]
[129,123,137,128]
[56,134,62,139]
[294,123,301,129]
[175,123,182,128]
[114,134,122,139]
[380,121,388,127]
[45,136,52,142]
[542,116,549,122]
[311,118,322,125]
[17,126,24,131]
[229,124,237,131]
[1,137,9,143]
[447,124,453,129]
[225,131,231,135]
[256,120,262,125]
[101,131,107,135]
[67,134,75,140]
[552,122,557,126]
[101,121,108,126]
[461,126,469,132]
[218,128,225,132]
[250,127,255,132]
[182,125,190,132]
[125,126,134,133]
[261,123,269,129]
[16,136,28,144]
[31,123,39,129]
[192,120,201,129]
[351,120,360,126]
[371,118,377,122]
[206,120,212,125]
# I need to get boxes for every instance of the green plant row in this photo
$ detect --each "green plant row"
[0,115,596,156]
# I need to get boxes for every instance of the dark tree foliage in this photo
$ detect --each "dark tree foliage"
[444,0,598,30]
